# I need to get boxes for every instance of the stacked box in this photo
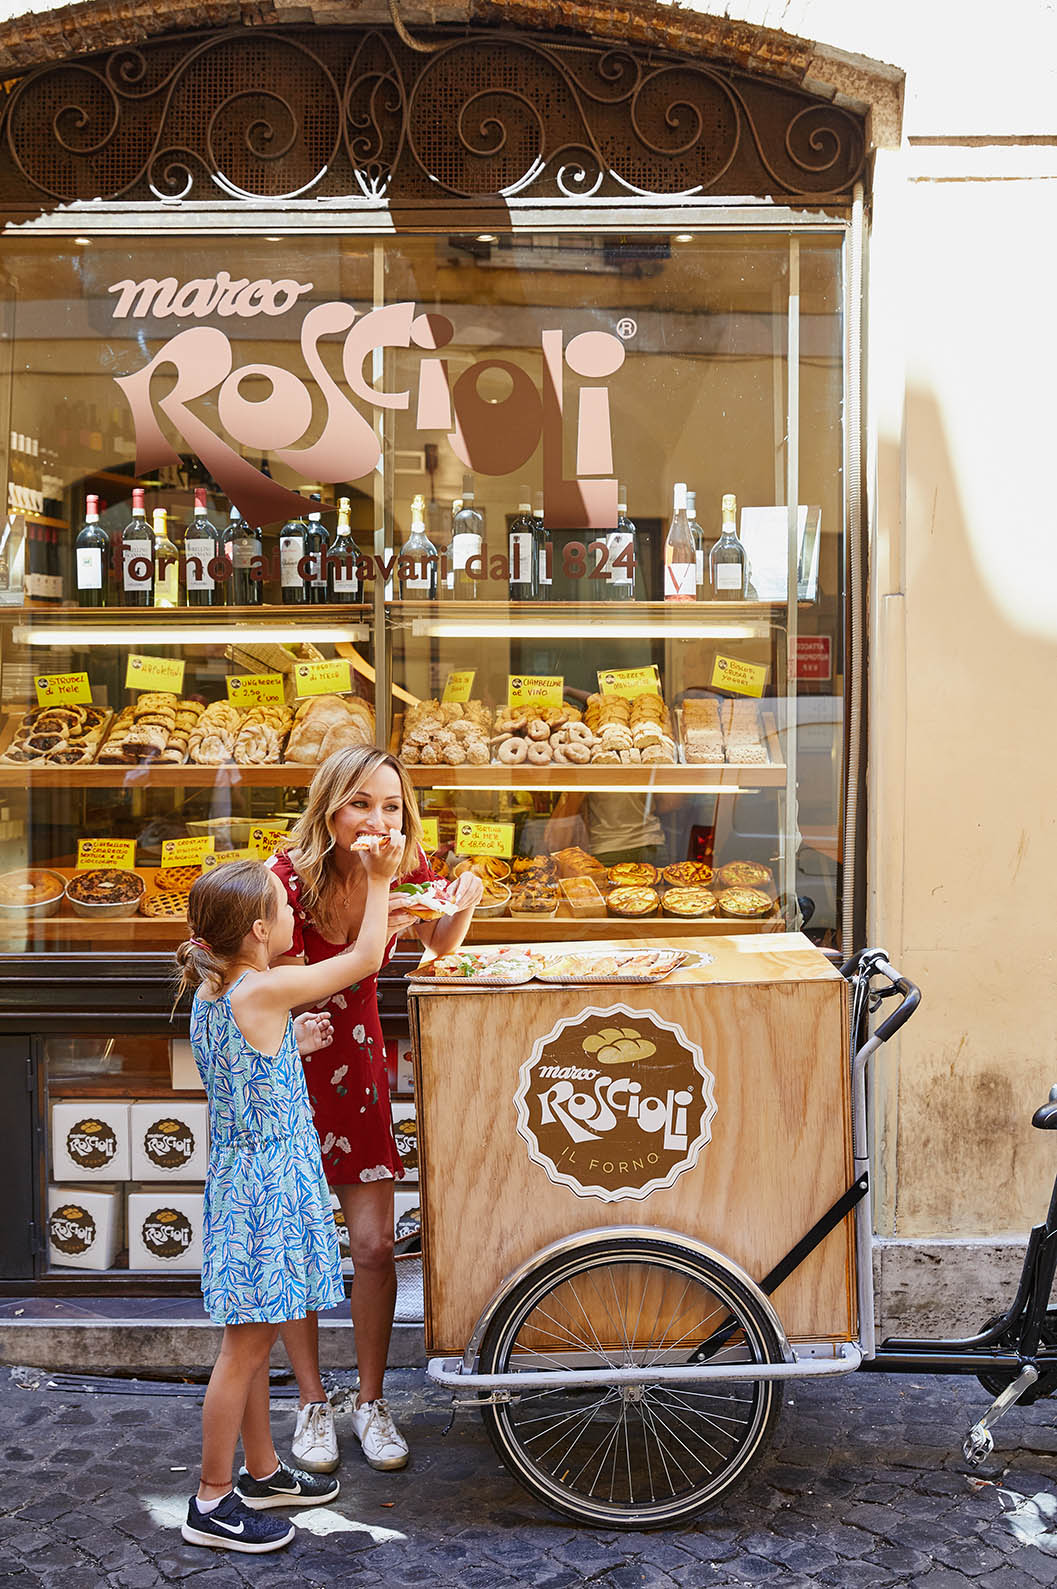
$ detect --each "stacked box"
[130,1101,208,1180]
[47,1185,121,1270]
[126,1189,204,1271]
[330,1193,353,1274]
[391,1103,419,1182]
[169,1039,205,1093]
[51,1101,130,1181]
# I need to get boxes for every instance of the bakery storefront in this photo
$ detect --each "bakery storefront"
[0,20,867,1298]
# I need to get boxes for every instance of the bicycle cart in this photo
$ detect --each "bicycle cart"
[409,934,1057,1527]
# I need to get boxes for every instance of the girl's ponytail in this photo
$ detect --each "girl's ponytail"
[172,936,227,1010]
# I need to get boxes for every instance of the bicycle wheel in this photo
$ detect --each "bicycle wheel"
[976,1310,1057,1403]
[478,1233,784,1528]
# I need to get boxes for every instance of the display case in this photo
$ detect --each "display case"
[0,222,849,1283]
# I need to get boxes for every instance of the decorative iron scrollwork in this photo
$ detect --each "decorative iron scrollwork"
[0,27,865,208]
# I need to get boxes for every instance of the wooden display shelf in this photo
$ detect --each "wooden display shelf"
[0,761,315,788]
[408,760,784,790]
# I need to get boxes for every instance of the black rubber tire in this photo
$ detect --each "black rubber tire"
[478,1233,783,1529]
[976,1310,1057,1404]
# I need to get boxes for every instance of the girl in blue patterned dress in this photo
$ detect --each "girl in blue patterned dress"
[172,846,402,1554]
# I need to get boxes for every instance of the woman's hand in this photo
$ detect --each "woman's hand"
[358,833,404,881]
[294,1010,333,1055]
[451,869,485,913]
[387,905,421,936]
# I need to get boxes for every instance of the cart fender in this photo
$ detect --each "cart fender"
[460,1224,794,1374]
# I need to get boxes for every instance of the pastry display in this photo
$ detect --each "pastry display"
[453,856,510,882]
[65,869,145,918]
[662,861,714,888]
[154,865,203,893]
[189,700,242,765]
[0,868,66,914]
[400,699,491,768]
[475,881,511,917]
[553,847,607,883]
[681,696,770,766]
[662,886,717,917]
[606,862,658,889]
[606,884,660,917]
[715,886,774,919]
[491,703,585,767]
[509,883,559,917]
[558,876,606,917]
[717,860,773,889]
[428,948,536,981]
[0,704,112,766]
[233,704,294,766]
[285,694,375,764]
[512,856,558,884]
[140,890,191,918]
[581,690,677,766]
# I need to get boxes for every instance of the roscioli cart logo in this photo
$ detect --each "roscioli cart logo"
[66,1117,118,1171]
[141,1208,195,1260]
[49,1204,97,1255]
[514,1004,717,1201]
[143,1118,196,1172]
[108,277,623,534]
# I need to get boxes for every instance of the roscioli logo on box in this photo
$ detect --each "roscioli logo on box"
[514,1004,717,1201]
[49,1204,97,1255]
[143,1118,196,1171]
[141,1208,194,1259]
[66,1117,118,1170]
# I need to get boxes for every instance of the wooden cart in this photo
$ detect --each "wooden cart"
[410,932,863,1527]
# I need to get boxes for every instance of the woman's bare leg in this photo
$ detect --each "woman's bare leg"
[198,1321,278,1501]
[278,1312,327,1407]
[335,1179,396,1404]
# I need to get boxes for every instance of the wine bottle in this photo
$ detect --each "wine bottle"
[279,504,308,606]
[687,489,706,596]
[399,494,438,599]
[427,498,452,598]
[606,487,637,603]
[508,494,539,601]
[709,492,747,601]
[664,482,696,603]
[75,493,109,608]
[121,487,154,607]
[534,492,551,598]
[304,495,330,605]
[328,496,360,603]
[450,474,483,600]
[222,503,263,606]
[184,488,220,607]
[153,508,179,608]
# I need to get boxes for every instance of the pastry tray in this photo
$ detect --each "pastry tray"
[407,970,536,987]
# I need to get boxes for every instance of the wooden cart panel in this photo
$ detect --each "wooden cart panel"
[410,933,855,1355]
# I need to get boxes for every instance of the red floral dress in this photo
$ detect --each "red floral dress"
[270,848,435,1187]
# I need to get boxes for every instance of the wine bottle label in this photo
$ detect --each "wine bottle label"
[450,533,482,571]
[123,543,152,591]
[607,531,633,584]
[331,555,357,592]
[403,573,430,591]
[715,563,742,591]
[156,564,179,604]
[76,547,103,590]
[185,537,215,590]
[539,543,552,586]
[509,532,533,584]
[231,538,256,569]
[695,549,705,587]
[664,561,696,600]
[279,536,304,585]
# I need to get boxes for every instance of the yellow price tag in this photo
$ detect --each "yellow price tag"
[161,835,216,866]
[710,655,767,698]
[35,671,92,708]
[597,665,661,700]
[455,820,515,859]
[420,817,439,851]
[77,837,136,869]
[442,670,476,704]
[201,848,254,871]
[508,674,563,711]
[226,673,285,707]
[250,827,288,860]
[126,653,186,694]
[294,659,351,698]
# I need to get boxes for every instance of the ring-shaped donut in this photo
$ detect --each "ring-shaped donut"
[497,737,528,765]
[563,741,590,764]
[526,718,551,741]
[526,741,553,765]
[566,721,593,743]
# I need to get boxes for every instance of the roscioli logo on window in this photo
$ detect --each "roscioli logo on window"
[108,277,625,534]
[514,1004,717,1201]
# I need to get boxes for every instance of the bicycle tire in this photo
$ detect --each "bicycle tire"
[976,1310,1057,1404]
[478,1233,783,1528]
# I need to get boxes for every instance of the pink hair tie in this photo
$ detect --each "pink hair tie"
[189,936,211,951]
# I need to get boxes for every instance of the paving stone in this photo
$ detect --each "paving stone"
[909,1573,985,1589]
[867,1543,937,1574]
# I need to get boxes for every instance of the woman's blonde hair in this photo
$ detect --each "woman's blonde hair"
[172,859,277,1008]
[286,746,423,941]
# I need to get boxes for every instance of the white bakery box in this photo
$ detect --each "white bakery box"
[50,1101,130,1181]
[47,1185,122,1270]
[127,1189,204,1271]
[330,1193,353,1274]
[391,1102,419,1182]
[129,1101,208,1180]
[169,1039,205,1094]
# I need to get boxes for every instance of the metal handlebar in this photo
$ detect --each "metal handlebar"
[841,948,921,1047]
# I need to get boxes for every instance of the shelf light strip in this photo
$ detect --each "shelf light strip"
[411,621,766,641]
[430,783,744,794]
[16,626,370,646]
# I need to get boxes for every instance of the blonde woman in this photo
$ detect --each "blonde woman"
[270,747,482,1475]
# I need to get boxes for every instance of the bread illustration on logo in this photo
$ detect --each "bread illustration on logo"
[581,1027,657,1065]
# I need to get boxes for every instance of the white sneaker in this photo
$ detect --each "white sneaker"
[290,1400,339,1474]
[349,1394,409,1470]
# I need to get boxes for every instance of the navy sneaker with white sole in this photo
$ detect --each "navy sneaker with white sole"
[181,1491,295,1552]
[236,1460,340,1509]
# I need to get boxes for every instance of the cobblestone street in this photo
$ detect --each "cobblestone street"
[2,1365,1057,1586]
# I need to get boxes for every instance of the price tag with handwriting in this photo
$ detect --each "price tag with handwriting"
[161,835,216,867]
[455,820,515,859]
[227,673,285,707]
[508,674,563,711]
[710,655,767,698]
[201,848,255,871]
[126,653,186,694]
[597,665,662,699]
[77,838,136,869]
[442,670,475,704]
[294,659,351,698]
[420,817,439,851]
[35,671,92,708]
[250,827,288,860]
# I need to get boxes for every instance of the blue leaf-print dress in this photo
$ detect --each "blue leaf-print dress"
[190,972,345,1325]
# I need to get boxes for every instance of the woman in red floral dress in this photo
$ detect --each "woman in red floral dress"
[271,747,482,1473]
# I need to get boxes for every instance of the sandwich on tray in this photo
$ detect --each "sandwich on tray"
[390,877,463,921]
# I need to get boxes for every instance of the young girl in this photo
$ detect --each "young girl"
[174,845,402,1553]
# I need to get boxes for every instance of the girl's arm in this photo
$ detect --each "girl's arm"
[416,868,484,957]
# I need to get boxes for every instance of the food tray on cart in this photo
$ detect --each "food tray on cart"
[408,947,706,987]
